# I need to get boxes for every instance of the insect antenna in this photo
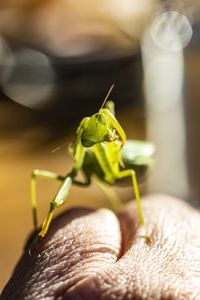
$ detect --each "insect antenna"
[51,142,68,153]
[100,83,115,110]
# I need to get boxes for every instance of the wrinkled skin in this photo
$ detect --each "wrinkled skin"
[2,195,200,300]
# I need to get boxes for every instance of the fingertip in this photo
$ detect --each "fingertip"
[2,206,121,300]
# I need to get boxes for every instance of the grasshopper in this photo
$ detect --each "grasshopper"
[31,85,154,243]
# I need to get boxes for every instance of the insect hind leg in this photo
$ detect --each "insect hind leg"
[94,177,122,212]
[116,169,151,245]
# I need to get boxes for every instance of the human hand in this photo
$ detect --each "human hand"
[2,195,200,300]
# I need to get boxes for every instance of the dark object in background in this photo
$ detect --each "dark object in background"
[0,47,144,134]
[50,53,143,128]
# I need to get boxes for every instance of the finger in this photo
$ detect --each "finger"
[1,207,121,300]
[102,195,200,299]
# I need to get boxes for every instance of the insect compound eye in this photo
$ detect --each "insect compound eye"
[81,137,95,148]
[95,113,107,125]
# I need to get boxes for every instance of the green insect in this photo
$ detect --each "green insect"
[31,85,155,244]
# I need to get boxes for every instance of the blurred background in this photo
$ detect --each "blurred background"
[1,0,200,290]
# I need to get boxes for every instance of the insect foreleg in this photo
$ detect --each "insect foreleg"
[39,176,72,237]
[102,109,126,145]
[39,139,87,237]
[31,170,65,230]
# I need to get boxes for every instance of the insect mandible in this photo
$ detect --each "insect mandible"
[31,85,155,244]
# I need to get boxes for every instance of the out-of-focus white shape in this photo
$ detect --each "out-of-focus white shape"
[0,36,14,84]
[102,0,156,39]
[143,37,183,112]
[1,48,55,110]
[151,11,192,51]
[142,11,190,198]
[122,140,155,162]
[107,0,152,19]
